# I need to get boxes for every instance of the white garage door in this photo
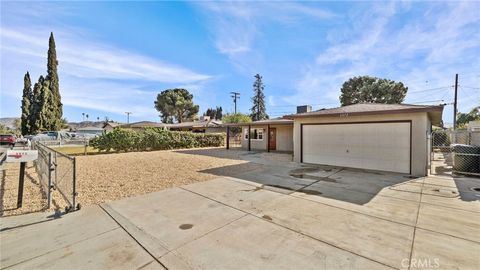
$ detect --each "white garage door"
[302,122,411,174]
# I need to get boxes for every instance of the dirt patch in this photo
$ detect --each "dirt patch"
[1,148,248,216]
[1,162,82,217]
[74,148,248,207]
[0,163,47,217]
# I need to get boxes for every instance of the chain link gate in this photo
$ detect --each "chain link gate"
[431,130,480,176]
[33,141,79,212]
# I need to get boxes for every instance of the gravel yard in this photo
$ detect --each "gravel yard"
[1,148,249,216]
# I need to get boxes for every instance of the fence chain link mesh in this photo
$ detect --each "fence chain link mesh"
[33,141,78,212]
[431,130,480,176]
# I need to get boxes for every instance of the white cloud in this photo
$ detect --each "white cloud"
[1,25,212,119]
[195,2,337,74]
[1,28,211,83]
[289,2,480,122]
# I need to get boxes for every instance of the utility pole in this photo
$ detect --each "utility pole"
[453,74,458,130]
[125,112,132,124]
[230,92,240,114]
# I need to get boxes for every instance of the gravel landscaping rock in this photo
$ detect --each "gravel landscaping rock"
[1,148,249,216]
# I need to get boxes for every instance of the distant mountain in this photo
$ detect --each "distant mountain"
[0,117,19,129]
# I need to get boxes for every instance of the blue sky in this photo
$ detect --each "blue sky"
[1,1,479,124]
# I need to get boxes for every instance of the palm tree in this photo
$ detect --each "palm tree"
[82,113,85,122]
[86,114,89,121]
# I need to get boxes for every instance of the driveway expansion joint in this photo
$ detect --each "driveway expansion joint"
[179,183,397,269]
[99,204,170,270]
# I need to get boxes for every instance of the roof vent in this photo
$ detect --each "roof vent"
[297,105,312,114]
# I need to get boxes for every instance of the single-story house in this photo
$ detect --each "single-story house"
[119,117,223,133]
[168,116,224,133]
[102,122,120,132]
[225,103,444,176]
[120,121,169,131]
[76,126,105,135]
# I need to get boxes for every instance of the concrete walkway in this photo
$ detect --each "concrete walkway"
[2,173,479,269]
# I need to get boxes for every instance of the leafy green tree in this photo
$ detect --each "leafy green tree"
[20,72,33,135]
[456,106,480,129]
[0,124,12,134]
[154,88,199,123]
[340,76,408,106]
[223,113,252,123]
[250,74,269,121]
[223,113,251,134]
[45,32,63,130]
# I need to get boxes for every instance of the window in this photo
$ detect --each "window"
[244,128,264,140]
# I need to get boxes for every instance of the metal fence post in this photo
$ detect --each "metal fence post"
[73,157,77,211]
[54,152,58,189]
[47,152,52,208]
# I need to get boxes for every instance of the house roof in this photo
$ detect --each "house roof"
[285,103,444,125]
[120,121,169,128]
[76,126,104,131]
[223,118,293,127]
[169,120,223,129]
[103,122,120,128]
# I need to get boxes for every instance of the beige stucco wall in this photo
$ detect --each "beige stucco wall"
[241,125,293,152]
[293,112,430,176]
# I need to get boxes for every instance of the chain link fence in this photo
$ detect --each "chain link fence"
[33,141,79,212]
[34,143,53,208]
[431,130,480,176]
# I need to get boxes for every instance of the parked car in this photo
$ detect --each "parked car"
[0,134,16,147]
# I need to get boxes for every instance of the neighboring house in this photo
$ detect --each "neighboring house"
[120,121,169,131]
[102,122,120,132]
[76,126,105,135]
[468,121,480,132]
[169,116,224,133]
[226,103,444,176]
[118,117,223,133]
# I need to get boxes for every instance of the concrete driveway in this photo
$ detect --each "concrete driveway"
[1,151,479,269]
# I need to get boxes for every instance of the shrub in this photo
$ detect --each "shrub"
[90,128,225,152]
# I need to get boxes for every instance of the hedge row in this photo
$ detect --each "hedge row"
[90,128,225,152]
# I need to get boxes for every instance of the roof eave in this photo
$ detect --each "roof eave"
[287,106,444,119]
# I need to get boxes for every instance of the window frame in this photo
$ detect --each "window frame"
[244,128,264,140]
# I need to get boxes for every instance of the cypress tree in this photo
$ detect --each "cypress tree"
[215,106,223,120]
[250,74,269,121]
[46,32,62,130]
[31,76,49,132]
[20,72,32,135]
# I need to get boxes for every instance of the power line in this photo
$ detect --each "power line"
[125,112,132,124]
[230,92,240,114]
[408,86,452,94]
[460,85,480,90]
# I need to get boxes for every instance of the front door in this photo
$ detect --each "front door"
[269,128,276,151]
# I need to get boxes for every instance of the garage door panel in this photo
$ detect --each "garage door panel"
[302,122,410,174]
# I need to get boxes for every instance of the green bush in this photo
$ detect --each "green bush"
[90,128,225,152]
